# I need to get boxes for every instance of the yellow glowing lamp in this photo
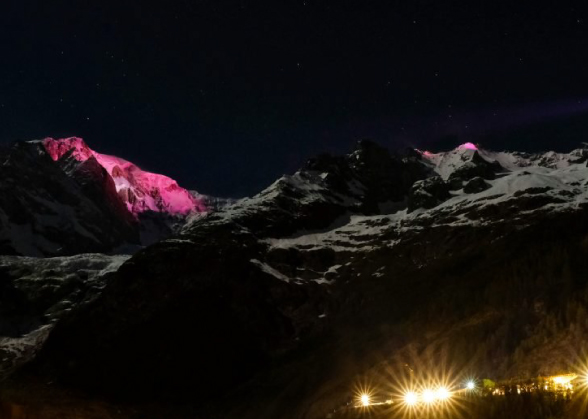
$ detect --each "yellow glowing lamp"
[437,387,451,400]
[404,391,418,406]
[422,389,436,403]
[360,394,370,407]
[550,374,577,387]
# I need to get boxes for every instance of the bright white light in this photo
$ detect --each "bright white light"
[422,389,436,403]
[466,381,475,390]
[404,391,418,406]
[437,387,451,400]
[360,394,370,407]
[550,374,576,387]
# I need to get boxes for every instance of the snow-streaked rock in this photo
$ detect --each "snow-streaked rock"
[0,141,139,256]
[0,253,129,378]
[0,137,219,256]
[43,137,208,216]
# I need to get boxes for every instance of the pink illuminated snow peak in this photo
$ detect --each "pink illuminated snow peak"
[42,137,207,216]
[458,142,478,151]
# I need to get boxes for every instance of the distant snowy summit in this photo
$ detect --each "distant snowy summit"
[42,137,207,217]
[417,141,588,179]
[407,142,588,213]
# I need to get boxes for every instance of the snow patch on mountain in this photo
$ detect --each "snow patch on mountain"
[0,325,52,377]
[250,258,336,285]
[265,214,398,253]
[0,253,130,285]
[0,253,129,378]
[250,259,292,283]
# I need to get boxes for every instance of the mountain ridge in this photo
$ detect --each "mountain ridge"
[2,139,588,418]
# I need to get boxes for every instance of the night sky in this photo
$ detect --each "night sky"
[1,1,588,197]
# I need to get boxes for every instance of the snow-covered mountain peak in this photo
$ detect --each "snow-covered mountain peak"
[42,137,207,216]
[417,142,491,180]
[417,143,588,181]
[458,141,478,150]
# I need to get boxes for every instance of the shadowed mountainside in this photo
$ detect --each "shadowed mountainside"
[2,141,588,418]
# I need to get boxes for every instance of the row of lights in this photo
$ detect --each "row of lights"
[403,385,453,406]
[358,374,588,408]
[359,381,476,407]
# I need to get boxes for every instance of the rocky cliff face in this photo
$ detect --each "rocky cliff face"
[0,254,129,379]
[0,141,139,256]
[3,141,588,418]
[43,137,208,217]
[0,138,212,256]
